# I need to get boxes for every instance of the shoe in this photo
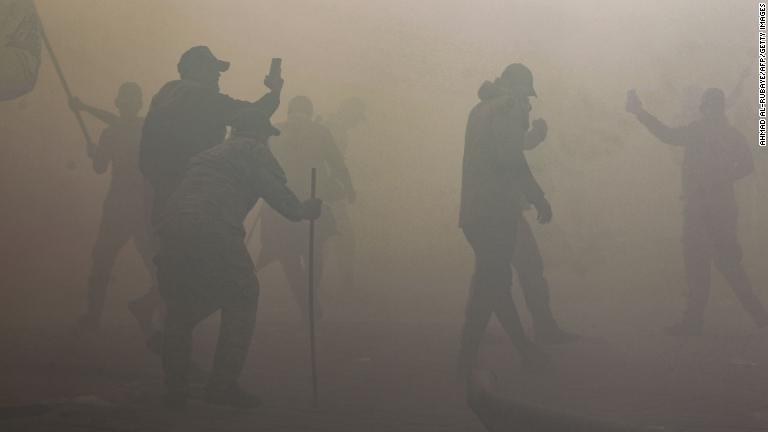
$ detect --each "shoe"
[204,385,261,409]
[535,326,581,345]
[664,321,702,337]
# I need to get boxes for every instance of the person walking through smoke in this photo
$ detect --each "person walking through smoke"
[458,63,552,377]
[256,95,355,319]
[626,88,768,336]
[69,83,161,351]
[155,108,321,410]
[321,97,366,295]
[139,45,283,224]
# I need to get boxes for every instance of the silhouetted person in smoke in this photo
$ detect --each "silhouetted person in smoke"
[140,46,283,224]
[155,108,321,410]
[627,88,768,336]
[69,83,161,346]
[516,119,580,344]
[321,97,366,294]
[256,96,354,319]
[458,64,552,376]
[0,0,41,101]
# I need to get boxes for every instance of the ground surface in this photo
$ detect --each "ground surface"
[0,318,767,431]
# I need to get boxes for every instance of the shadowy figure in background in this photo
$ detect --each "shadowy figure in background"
[0,0,41,101]
[516,117,580,344]
[140,46,283,225]
[458,64,552,377]
[69,83,161,348]
[155,109,321,410]
[627,88,768,336]
[321,97,366,295]
[256,96,354,319]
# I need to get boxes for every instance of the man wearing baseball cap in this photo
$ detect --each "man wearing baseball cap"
[458,63,552,377]
[140,45,284,225]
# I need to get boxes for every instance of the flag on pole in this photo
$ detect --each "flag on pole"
[0,0,41,101]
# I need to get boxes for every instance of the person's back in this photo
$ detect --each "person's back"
[677,118,752,202]
[139,46,282,223]
[161,134,294,238]
[460,80,540,229]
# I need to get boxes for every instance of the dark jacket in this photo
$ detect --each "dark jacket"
[140,79,279,222]
[459,81,545,228]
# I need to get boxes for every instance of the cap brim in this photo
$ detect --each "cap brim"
[216,60,230,72]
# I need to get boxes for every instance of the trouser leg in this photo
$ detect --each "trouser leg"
[512,218,556,331]
[280,255,309,317]
[131,224,163,338]
[681,205,712,326]
[162,296,215,396]
[209,276,260,390]
[85,215,131,324]
[709,205,768,326]
[459,223,530,372]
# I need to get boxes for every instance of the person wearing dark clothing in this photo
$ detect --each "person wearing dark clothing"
[321,97,366,294]
[69,83,161,343]
[256,96,354,319]
[458,64,552,376]
[627,88,768,335]
[139,46,283,224]
[156,108,321,409]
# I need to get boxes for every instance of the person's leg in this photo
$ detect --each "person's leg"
[671,202,712,335]
[710,202,768,327]
[512,217,577,343]
[206,274,261,408]
[81,203,132,329]
[459,223,536,376]
[331,204,356,293]
[130,219,163,341]
[279,254,309,317]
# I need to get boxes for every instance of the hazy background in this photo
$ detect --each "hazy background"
[0,0,763,338]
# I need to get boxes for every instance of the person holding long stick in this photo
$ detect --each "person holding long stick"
[255,96,353,320]
[155,108,321,409]
[68,84,162,349]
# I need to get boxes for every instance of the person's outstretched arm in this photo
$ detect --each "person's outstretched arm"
[69,97,120,126]
[626,90,688,146]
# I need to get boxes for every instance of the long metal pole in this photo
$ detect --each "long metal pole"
[38,12,94,154]
[308,167,319,407]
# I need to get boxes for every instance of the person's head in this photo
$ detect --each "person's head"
[177,46,230,91]
[496,63,537,99]
[699,87,726,119]
[114,82,142,117]
[230,108,281,141]
[336,97,366,128]
[287,95,314,121]
[681,84,703,116]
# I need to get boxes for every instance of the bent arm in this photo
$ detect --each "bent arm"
[75,101,120,126]
[634,108,688,146]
